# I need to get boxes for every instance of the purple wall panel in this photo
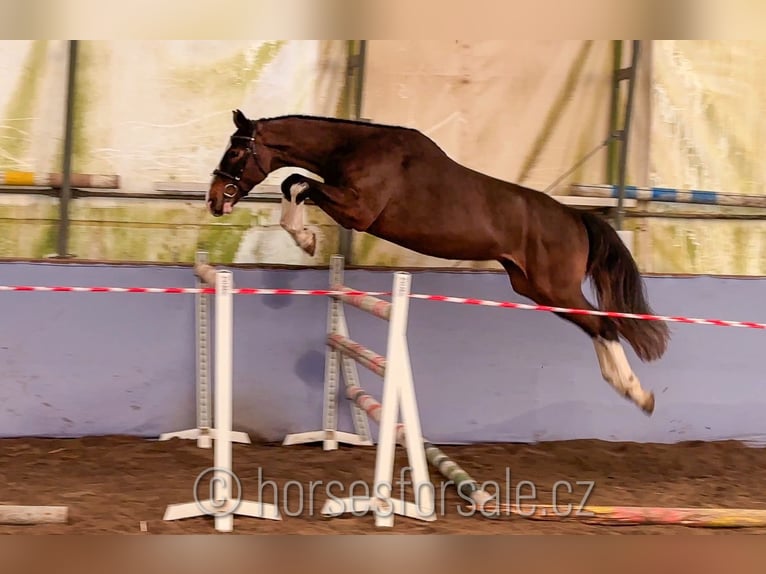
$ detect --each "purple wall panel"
[1,261,764,445]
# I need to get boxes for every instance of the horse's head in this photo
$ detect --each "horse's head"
[207,109,268,217]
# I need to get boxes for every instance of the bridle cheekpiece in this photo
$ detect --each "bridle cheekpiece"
[212,130,264,199]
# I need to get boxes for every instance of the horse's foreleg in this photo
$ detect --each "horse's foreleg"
[279,177,316,256]
[281,173,381,232]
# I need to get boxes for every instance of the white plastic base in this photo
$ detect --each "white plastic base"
[281,430,373,450]
[164,499,281,532]
[159,428,251,449]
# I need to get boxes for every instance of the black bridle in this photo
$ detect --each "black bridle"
[212,132,266,199]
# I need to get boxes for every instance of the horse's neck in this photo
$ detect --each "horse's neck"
[259,117,354,173]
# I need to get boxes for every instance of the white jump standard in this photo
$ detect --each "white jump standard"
[283,255,494,525]
[159,251,250,449]
[286,255,435,527]
[162,259,281,532]
[282,254,374,451]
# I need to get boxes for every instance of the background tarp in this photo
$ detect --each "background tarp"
[0,40,764,273]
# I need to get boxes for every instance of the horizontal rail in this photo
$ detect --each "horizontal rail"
[154,181,277,193]
[0,171,119,189]
[346,384,490,506]
[327,333,386,376]
[331,284,391,320]
[4,186,758,219]
[0,183,311,205]
[553,195,637,208]
[193,263,218,287]
[0,188,285,204]
[571,183,766,209]
[154,181,316,205]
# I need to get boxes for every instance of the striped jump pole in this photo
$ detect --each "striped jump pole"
[501,503,766,528]
[323,332,492,508]
[343,383,492,511]
[0,171,119,188]
[569,183,766,209]
[163,254,281,532]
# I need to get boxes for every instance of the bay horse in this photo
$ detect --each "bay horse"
[207,109,670,415]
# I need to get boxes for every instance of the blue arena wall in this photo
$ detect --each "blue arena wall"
[1,261,765,445]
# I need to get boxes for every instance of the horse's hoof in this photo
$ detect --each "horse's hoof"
[304,234,317,257]
[641,392,655,416]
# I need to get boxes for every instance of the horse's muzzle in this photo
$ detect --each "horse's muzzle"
[214,183,239,216]
[209,201,233,217]
[208,195,235,217]
[207,196,222,217]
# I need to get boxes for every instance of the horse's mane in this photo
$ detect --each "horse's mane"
[263,114,419,133]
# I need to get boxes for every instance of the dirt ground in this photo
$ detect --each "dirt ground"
[1,436,765,534]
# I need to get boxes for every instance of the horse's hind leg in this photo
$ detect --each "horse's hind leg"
[500,260,654,415]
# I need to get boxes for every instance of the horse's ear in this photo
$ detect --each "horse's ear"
[232,109,249,129]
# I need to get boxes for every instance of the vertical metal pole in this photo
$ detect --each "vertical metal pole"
[615,40,640,230]
[353,40,367,121]
[606,40,623,184]
[57,40,78,258]
[337,40,368,263]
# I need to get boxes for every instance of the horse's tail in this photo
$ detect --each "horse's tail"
[579,210,670,362]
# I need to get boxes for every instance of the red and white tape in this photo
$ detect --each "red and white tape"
[0,286,361,296]
[1,284,764,330]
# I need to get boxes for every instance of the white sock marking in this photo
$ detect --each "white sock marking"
[593,337,653,412]
[280,184,316,254]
